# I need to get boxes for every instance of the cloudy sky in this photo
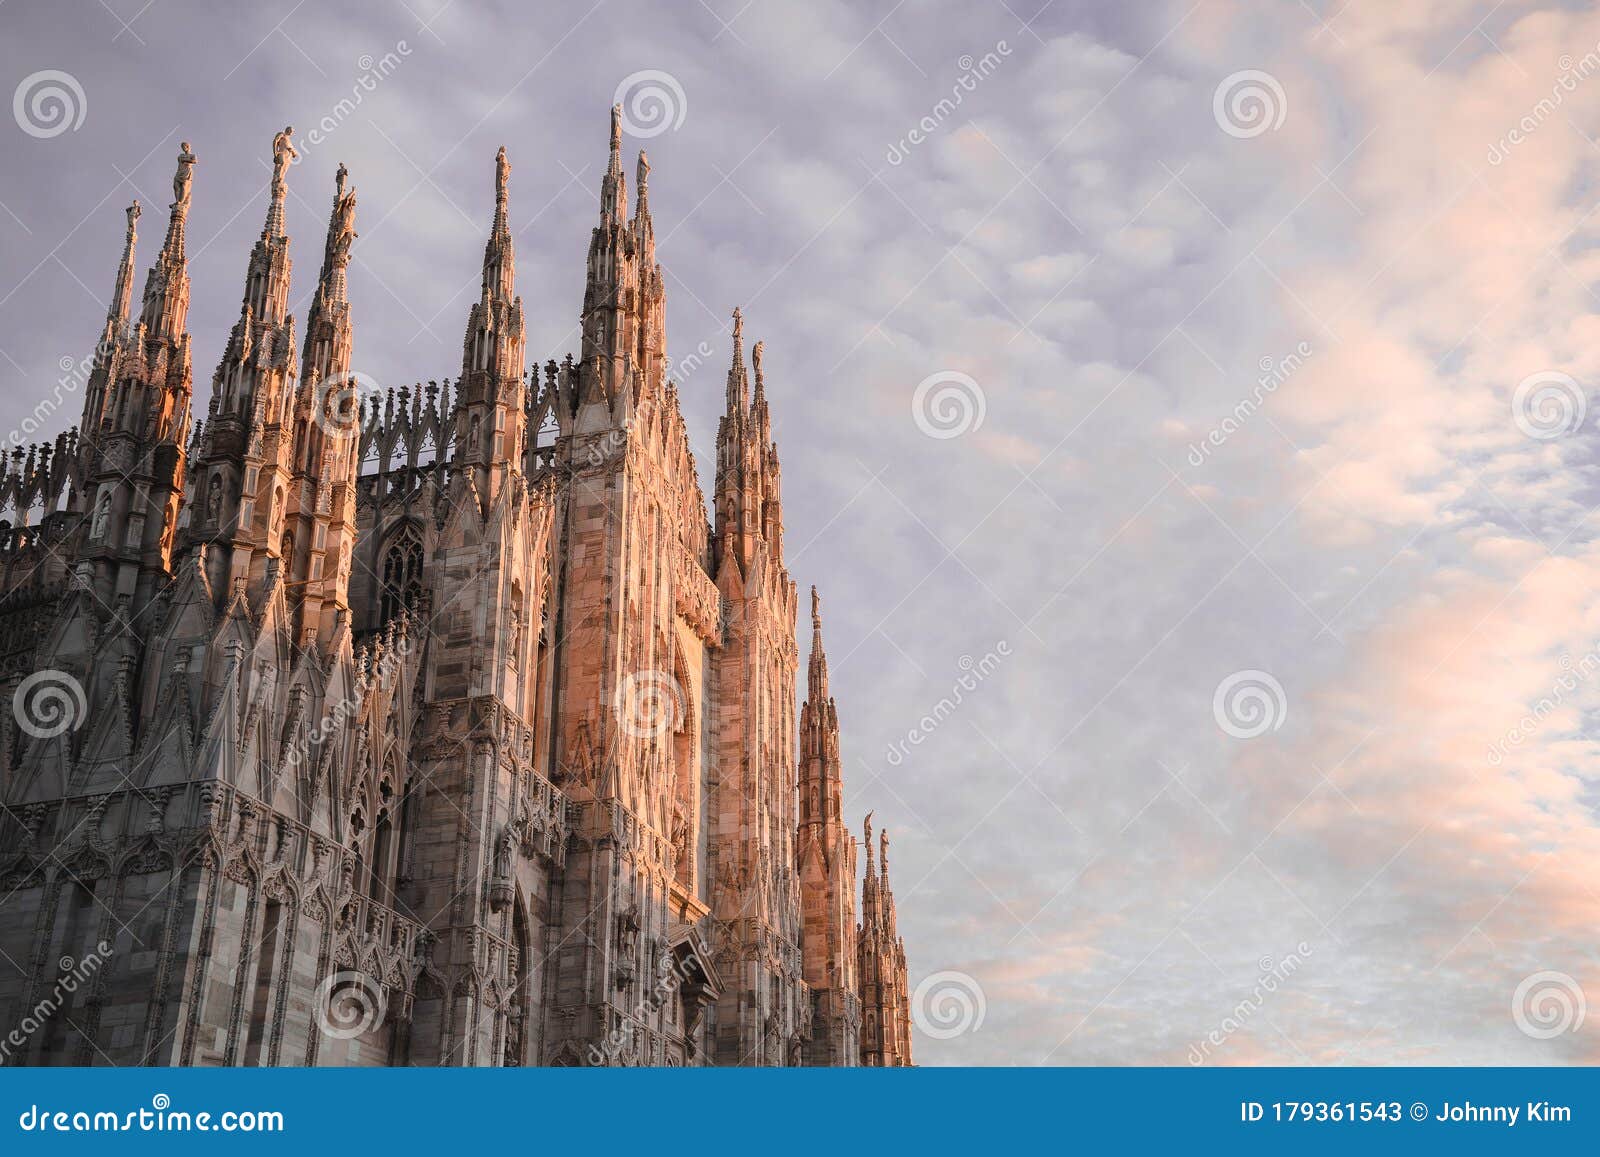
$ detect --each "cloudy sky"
[4,0,1600,1065]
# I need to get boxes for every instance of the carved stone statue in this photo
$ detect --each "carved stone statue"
[271,126,298,185]
[494,146,509,207]
[173,142,196,209]
[126,200,141,235]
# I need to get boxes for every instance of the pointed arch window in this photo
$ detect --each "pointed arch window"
[380,524,424,623]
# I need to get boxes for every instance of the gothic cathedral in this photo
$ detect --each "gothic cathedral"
[0,109,912,1067]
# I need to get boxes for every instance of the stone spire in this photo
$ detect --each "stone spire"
[714,309,772,579]
[453,146,526,505]
[858,816,913,1067]
[726,307,749,415]
[797,584,861,1063]
[302,163,356,388]
[185,129,300,607]
[107,201,139,337]
[572,108,663,421]
[139,143,195,342]
[262,125,296,242]
[292,164,361,644]
[71,147,197,609]
[600,103,627,225]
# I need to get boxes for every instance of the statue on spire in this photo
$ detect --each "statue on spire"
[327,168,357,268]
[811,584,821,627]
[271,126,298,187]
[173,142,196,209]
[495,145,509,208]
[126,200,141,235]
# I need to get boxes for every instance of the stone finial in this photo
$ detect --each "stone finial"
[811,584,820,628]
[495,145,510,210]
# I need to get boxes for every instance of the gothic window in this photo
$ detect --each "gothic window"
[380,525,424,623]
